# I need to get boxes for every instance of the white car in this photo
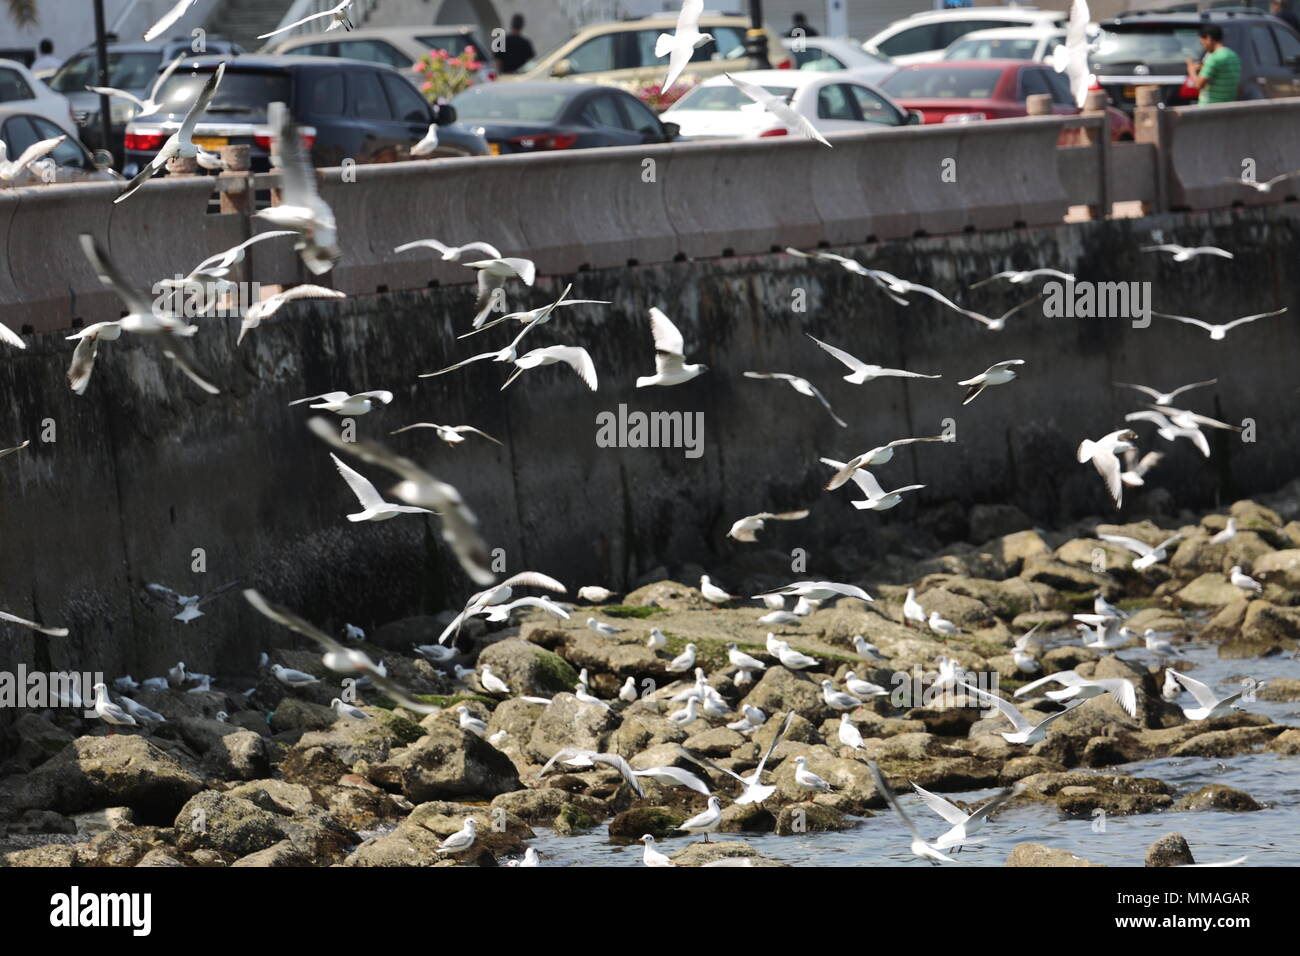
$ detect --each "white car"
[661,69,914,142]
[781,36,896,84]
[0,58,78,138]
[863,7,1068,66]
[942,26,1069,63]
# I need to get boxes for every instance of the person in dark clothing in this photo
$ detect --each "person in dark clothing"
[786,13,819,38]
[495,14,535,74]
[1270,0,1300,34]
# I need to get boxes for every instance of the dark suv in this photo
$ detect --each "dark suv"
[1092,10,1300,110]
[122,55,487,176]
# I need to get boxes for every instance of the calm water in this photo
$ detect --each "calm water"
[523,642,1300,867]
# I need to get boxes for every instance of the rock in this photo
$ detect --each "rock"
[478,638,579,697]
[3,844,81,866]
[774,802,860,835]
[970,504,1034,544]
[269,698,338,733]
[281,710,425,787]
[0,735,204,824]
[607,806,687,839]
[226,779,317,816]
[368,722,520,801]
[2,808,76,835]
[667,839,784,867]
[174,791,291,857]
[71,806,136,835]
[1170,725,1288,758]
[1005,842,1102,866]
[1253,548,1300,590]
[741,668,829,723]
[526,692,621,763]
[1175,574,1246,609]
[1172,785,1262,812]
[1055,787,1173,817]
[345,801,527,867]
[201,728,271,781]
[915,587,995,628]
[1241,601,1300,645]
[610,712,687,757]
[1145,832,1194,867]
[1,713,74,771]
[682,727,745,756]
[136,848,187,867]
[231,840,312,867]
[371,615,460,652]
[490,788,607,826]
[1256,678,1300,702]
[1268,729,1300,754]
[556,629,664,679]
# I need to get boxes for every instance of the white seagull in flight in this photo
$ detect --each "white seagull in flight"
[88,53,184,117]
[115,62,225,203]
[821,459,924,511]
[743,371,846,427]
[807,333,940,384]
[1076,428,1139,508]
[726,509,809,542]
[1153,308,1286,341]
[1115,379,1216,406]
[658,0,713,92]
[253,102,340,274]
[1141,243,1233,262]
[239,285,346,344]
[958,359,1024,404]
[636,307,706,387]
[725,71,831,147]
[259,0,354,39]
[329,453,436,522]
[143,0,197,41]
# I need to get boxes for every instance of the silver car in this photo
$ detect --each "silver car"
[0,106,119,184]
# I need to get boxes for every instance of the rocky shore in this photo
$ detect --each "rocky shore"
[3,484,1299,867]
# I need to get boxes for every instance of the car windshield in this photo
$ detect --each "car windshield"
[452,86,571,122]
[673,84,795,110]
[48,51,162,93]
[151,69,292,121]
[945,37,1045,60]
[416,34,479,57]
[1091,26,1204,68]
[881,67,1003,98]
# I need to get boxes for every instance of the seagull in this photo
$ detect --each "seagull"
[1222,169,1300,192]
[640,833,677,866]
[1167,670,1253,720]
[1120,449,1164,487]
[1077,621,1130,652]
[143,0,198,41]
[238,285,345,344]
[636,307,706,387]
[928,611,961,638]
[793,754,835,791]
[503,345,598,392]
[822,461,925,512]
[252,102,339,274]
[330,698,371,720]
[1229,565,1262,593]
[577,586,615,603]
[575,684,613,711]
[821,437,950,492]
[1115,379,1217,407]
[460,283,609,339]
[144,581,239,622]
[1099,530,1185,570]
[479,666,511,696]
[957,682,1078,744]
[437,571,567,643]
[1153,308,1286,341]
[1012,627,1042,674]
[328,452,435,522]
[807,334,940,385]
[914,781,1023,851]
[647,628,668,651]
[969,268,1074,290]
[845,671,887,697]
[271,664,319,688]
[536,749,642,795]
[88,52,184,118]
[1013,670,1137,717]
[0,310,23,348]
[1144,629,1182,657]
[1141,243,1233,262]
[678,796,724,842]
[115,62,225,203]
[657,0,713,91]
[436,816,478,854]
[684,711,796,805]
[953,294,1043,332]
[1049,0,1092,106]
[0,610,69,637]
[700,575,733,604]
[1124,410,1211,458]
[466,257,538,327]
[457,706,488,737]
[413,643,456,664]
[92,683,137,733]
[1161,669,1182,701]
[726,509,810,543]
[587,617,624,637]
[481,595,570,624]
[821,680,862,711]
[632,764,712,795]
[756,581,872,604]
[866,761,956,864]
[258,0,354,38]
[290,390,393,415]
[619,677,639,702]
[838,714,864,749]
[775,641,819,671]
[1150,405,1242,434]
[118,695,166,723]
[726,643,766,671]
[742,371,846,427]
[396,238,502,263]
[903,588,927,627]
[666,643,697,673]
[853,635,887,661]
[669,697,701,725]
[1077,429,1139,509]
[1209,518,1237,545]
[784,248,913,303]
[725,71,831,146]
[958,359,1024,404]
[410,123,439,156]
[389,423,502,451]
[759,610,799,626]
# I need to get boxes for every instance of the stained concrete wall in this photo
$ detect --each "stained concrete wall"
[0,203,1297,697]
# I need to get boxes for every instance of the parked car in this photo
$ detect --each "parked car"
[661,70,916,141]
[123,55,484,176]
[0,107,120,184]
[864,7,1068,66]
[47,38,245,164]
[511,15,791,90]
[452,81,680,153]
[1090,10,1300,110]
[780,36,897,84]
[0,58,77,134]
[266,24,496,83]
[942,26,1069,63]
[880,60,1134,140]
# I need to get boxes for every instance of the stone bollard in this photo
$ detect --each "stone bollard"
[1080,89,1111,220]
[1025,93,1052,116]
[166,155,199,176]
[1133,85,1167,214]
[218,145,251,215]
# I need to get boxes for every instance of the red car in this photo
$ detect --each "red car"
[880,59,1133,142]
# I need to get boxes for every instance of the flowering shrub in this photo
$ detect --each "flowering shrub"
[635,78,697,113]
[415,45,483,103]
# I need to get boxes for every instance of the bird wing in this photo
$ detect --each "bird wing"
[866,761,926,844]
[1153,312,1215,333]
[848,468,887,500]
[806,333,867,374]
[1015,669,1081,696]
[1115,382,1162,402]
[243,588,350,658]
[196,579,241,607]
[755,710,796,776]
[1088,678,1137,718]
[178,62,225,143]
[535,346,598,390]
[86,86,146,110]
[592,753,645,797]
[647,306,685,356]
[538,746,595,778]
[0,610,68,636]
[258,6,338,38]
[78,234,154,318]
[9,134,64,175]
[395,238,452,256]
[911,782,969,826]
[500,571,567,593]
[1098,534,1152,556]
[449,426,502,445]
[725,72,831,147]
[144,583,183,607]
[149,52,187,101]
[1164,379,1217,401]
[1090,447,1124,507]
[143,0,196,41]
[1220,307,1286,331]
[276,284,347,307]
[675,0,704,33]
[160,338,220,395]
[957,682,1031,733]
[0,317,25,349]
[1169,669,1220,710]
[330,452,387,510]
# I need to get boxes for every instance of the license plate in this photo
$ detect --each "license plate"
[488,142,501,156]
[193,136,228,149]
[1122,86,1136,100]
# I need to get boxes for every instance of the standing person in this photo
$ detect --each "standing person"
[494,14,535,75]
[1186,25,1240,105]
[787,13,819,38]
[1270,0,1300,34]
[31,39,60,73]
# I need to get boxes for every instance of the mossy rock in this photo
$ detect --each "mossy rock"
[602,605,668,619]
[553,803,598,835]
[607,805,687,840]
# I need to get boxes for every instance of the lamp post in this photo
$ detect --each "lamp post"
[92,0,113,160]
[747,0,770,69]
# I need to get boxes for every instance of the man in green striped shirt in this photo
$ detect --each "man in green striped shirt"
[1186,24,1241,105]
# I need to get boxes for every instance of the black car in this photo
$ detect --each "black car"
[47,38,245,165]
[451,81,680,154]
[121,55,487,176]
[1092,10,1300,110]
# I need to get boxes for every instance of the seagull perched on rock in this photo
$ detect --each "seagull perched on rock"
[457,706,488,737]
[838,714,864,749]
[726,509,810,542]
[636,307,706,387]
[92,683,137,734]
[821,680,862,711]
[808,334,940,385]
[1099,530,1185,570]
[577,586,615,603]
[821,436,949,491]
[1230,566,1263,593]
[903,588,927,627]
[928,611,961,638]
[853,635,888,661]
[725,72,830,146]
[116,63,225,203]
[328,452,435,522]
[436,816,478,854]
[958,359,1024,405]
[775,641,819,671]
[845,671,887,697]
[647,628,668,651]
[666,643,697,673]
[657,0,713,91]
[700,575,733,604]
[793,754,835,791]
[118,695,166,723]
[330,698,371,721]
[677,795,724,842]
[587,617,624,637]
[1209,518,1237,545]
[1077,429,1139,509]
[727,643,767,671]
[479,665,511,696]
[1153,308,1286,341]
[743,371,846,427]
[271,664,319,688]
[640,833,676,866]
